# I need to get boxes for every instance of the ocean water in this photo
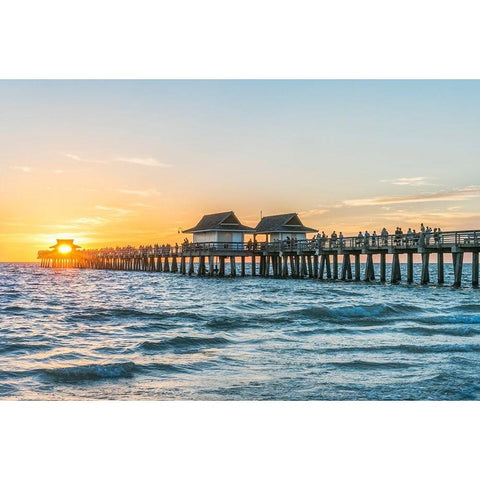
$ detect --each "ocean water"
[1,262,479,400]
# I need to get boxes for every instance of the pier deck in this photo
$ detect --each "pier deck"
[38,230,480,287]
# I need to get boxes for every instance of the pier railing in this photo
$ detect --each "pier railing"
[38,229,480,260]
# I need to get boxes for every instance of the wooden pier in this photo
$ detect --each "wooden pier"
[38,230,480,287]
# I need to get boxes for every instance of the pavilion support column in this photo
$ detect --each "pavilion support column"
[272,255,278,277]
[453,251,463,287]
[380,252,386,282]
[171,256,178,273]
[157,256,163,272]
[264,255,270,277]
[332,252,338,280]
[219,256,225,277]
[472,251,479,287]
[251,255,256,276]
[300,255,307,278]
[241,256,246,277]
[198,256,205,276]
[407,252,414,284]
[420,252,430,285]
[208,255,215,277]
[290,254,296,278]
[276,255,282,277]
[230,256,236,277]
[437,252,444,284]
[281,254,288,277]
[307,255,313,278]
[180,256,186,275]
[188,256,195,276]
[295,255,300,278]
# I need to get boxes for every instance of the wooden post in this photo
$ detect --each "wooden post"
[332,252,338,280]
[319,255,325,279]
[180,256,186,275]
[188,256,195,276]
[307,255,313,278]
[341,254,349,281]
[380,252,386,282]
[364,253,375,281]
[313,254,319,278]
[230,256,236,277]
[472,251,479,287]
[171,256,178,273]
[407,252,414,283]
[282,254,289,277]
[251,255,256,276]
[241,256,246,277]
[295,255,300,278]
[354,254,361,281]
[453,251,463,287]
[437,252,444,284]
[420,252,430,284]
[325,255,331,279]
[391,253,400,284]
[219,256,225,277]
[163,256,170,273]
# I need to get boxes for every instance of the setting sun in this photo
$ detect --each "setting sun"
[58,244,72,254]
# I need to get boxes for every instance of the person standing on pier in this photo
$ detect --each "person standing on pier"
[364,230,371,246]
[407,228,413,246]
[425,226,432,245]
[372,230,377,246]
[381,227,388,246]
[357,231,364,246]
[330,231,338,247]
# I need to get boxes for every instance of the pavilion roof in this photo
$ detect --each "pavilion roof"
[184,211,255,233]
[255,213,317,234]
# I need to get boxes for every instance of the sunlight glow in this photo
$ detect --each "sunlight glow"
[58,244,72,254]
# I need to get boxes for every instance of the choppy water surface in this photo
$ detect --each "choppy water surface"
[1,262,480,400]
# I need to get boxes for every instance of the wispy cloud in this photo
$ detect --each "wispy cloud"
[344,185,480,207]
[72,216,109,226]
[115,157,171,167]
[63,153,106,164]
[381,176,432,186]
[11,166,32,173]
[298,208,329,218]
[53,169,63,175]
[117,188,161,197]
[95,205,134,216]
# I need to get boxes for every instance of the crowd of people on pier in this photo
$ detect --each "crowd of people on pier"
[80,223,445,258]
[82,243,180,258]
[310,223,443,248]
